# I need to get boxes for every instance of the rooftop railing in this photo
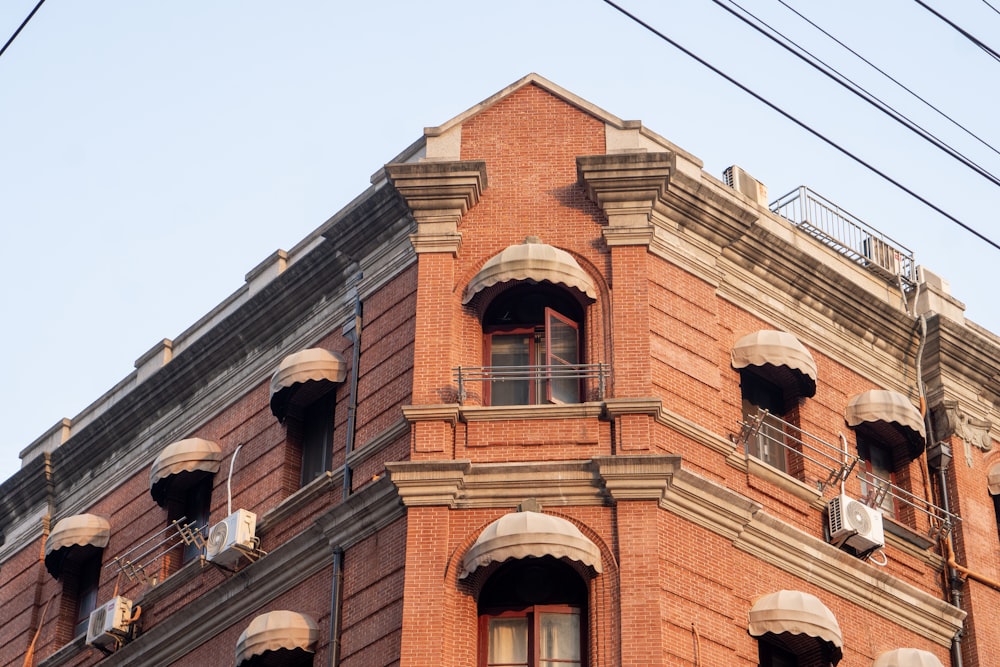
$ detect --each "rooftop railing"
[770,186,917,286]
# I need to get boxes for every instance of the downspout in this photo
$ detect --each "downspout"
[24,452,56,666]
[917,314,963,667]
[328,546,344,667]
[342,272,363,501]
[330,272,362,667]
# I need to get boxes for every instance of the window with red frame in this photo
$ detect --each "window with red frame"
[857,437,897,519]
[483,285,584,407]
[477,557,587,667]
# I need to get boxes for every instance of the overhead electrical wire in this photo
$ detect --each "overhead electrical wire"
[983,0,1000,18]
[775,0,1000,159]
[911,0,1000,63]
[597,0,1000,253]
[0,0,47,60]
[712,0,1000,189]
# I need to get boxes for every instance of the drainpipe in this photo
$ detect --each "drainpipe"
[328,546,344,667]
[918,315,963,667]
[342,272,363,501]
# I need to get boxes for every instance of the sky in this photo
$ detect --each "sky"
[2,0,999,484]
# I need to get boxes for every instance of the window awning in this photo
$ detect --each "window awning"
[731,330,818,398]
[462,237,596,305]
[459,510,602,579]
[235,611,318,667]
[846,390,926,463]
[269,348,348,422]
[149,438,224,506]
[989,462,1000,496]
[748,590,843,662]
[44,514,110,579]
[872,648,944,667]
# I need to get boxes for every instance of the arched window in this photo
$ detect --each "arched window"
[478,557,587,667]
[483,284,584,406]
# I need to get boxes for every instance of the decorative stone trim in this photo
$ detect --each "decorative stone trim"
[459,403,604,422]
[386,160,488,256]
[402,404,461,425]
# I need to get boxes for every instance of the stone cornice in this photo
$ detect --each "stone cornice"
[386,160,488,256]
[737,511,963,647]
[402,404,461,425]
[385,455,962,645]
[923,314,1000,420]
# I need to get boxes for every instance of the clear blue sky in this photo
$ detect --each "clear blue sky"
[2,0,998,483]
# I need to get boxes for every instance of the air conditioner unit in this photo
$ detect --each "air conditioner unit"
[205,508,257,567]
[862,236,902,276]
[722,165,768,206]
[86,596,132,649]
[827,493,884,552]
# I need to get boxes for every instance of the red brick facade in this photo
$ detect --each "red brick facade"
[1,74,997,667]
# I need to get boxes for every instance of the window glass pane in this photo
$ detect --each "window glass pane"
[863,444,895,517]
[182,478,212,564]
[742,399,786,472]
[545,309,579,404]
[539,611,581,666]
[301,394,335,486]
[74,557,101,637]
[487,617,528,666]
[491,334,532,406]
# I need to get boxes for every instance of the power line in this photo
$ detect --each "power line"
[776,0,1000,160]
[983,0,1000,18]
[712,0,1000,189]
[0,0,47,60]
[911,0,1000,63]
[598,0,1000,253]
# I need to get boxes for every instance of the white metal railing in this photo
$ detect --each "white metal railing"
[738,409,958,537]
[105,516,206,584]
[770,186,916,285]
[453,363,607,405]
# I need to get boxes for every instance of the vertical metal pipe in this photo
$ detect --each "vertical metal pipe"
[328,547,344,667]
[342,273,363,502]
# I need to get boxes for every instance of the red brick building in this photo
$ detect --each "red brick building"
[2,74,999,667]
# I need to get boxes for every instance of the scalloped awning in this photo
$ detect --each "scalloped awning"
[731,330,817,399]
[460,510,602,579]
[872,648,944,667]
[44,514,110,579]
[748,590,843,663]
[149,438,223,506]
[269,348,348,422]
[846,390,926,464]
[235,610,319,666]
[462,237,596,305]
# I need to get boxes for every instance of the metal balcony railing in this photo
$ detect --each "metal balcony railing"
[738,409,958,537]
[770,186,917,286]
[453,363,607,405]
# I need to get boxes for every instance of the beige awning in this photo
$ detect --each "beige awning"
[989,462,1000,496]
[269,348,348,422]
[44,514,110,579]
[149,438,223,506]
[460,511,602,579]
[462,237,596,305]
[235,610,318,666]
[846,390,925,463]
[748,590,843,651]
[872,648,944,667]
[732,330,817,398]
